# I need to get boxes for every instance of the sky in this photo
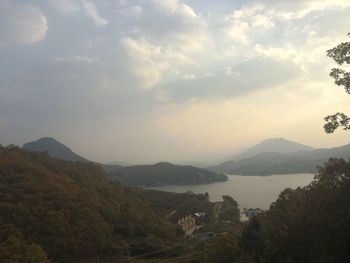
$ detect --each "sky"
[0,0,350,164]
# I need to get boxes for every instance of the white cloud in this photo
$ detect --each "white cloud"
[1,0,350,162]
[224,4,274,45]
[0,2,48,45]
[153,0,179,13]
[256,0,350,20]
[81,0,108,27]
[52,55,96,64]
[49,0,80,13]
[128,5,143,17]
[121,37,193,89]
[123,0,209,54]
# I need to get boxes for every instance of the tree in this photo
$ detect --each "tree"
[324,33,350,133]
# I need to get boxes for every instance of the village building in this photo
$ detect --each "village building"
[168,210,200,237]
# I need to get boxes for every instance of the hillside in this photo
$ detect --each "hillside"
[204,158,350,262]
[227,137,313,161]
[0,146,180,262]
[23,137,87,161]
[22,137,123,173]
[209,143,350,175]
[108,162,228,186]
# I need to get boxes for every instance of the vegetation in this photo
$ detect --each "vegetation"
[22,137,123,173]
[0,146,240,262]
[139,190,214,221]
[22,137,88,162]
[0,146,180,262]
[108,162,227,186]
[5,144,349,262]
[324,33,350,133]
[218,195,240,224]
[204,158,350,262]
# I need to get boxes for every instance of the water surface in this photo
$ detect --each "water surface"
[148,174,315,210]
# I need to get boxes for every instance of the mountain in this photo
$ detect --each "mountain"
[108,162,228,186]
[23,137,88,162]
[106,160,132,166]
[0,145,183,262]
[23,137,123,173]
[209,143,350,175]
[228,138,314,161]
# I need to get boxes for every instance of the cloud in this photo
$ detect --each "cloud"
[49,0,80,14]
[224,4,275,45]
[252,0,350,19]
[121,37,193,89]
[120,0,209,53]
[52,55,96,64]
[0,1,48,45]
[159,56,302,101]
[1,0,350,162]
[81,0,108,27]
[49,0,108,27]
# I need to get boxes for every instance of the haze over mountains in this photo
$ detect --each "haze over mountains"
[21,136,350,178]
[23,137,87,162]
[22,137,227,185]
[23,137,123,173]
[226,138,314,161]
[209,138,350,175]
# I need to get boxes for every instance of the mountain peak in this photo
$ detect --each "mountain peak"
[23,137,87,162]
[230,137,313,161]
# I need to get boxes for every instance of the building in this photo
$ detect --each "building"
[243,208,264,219]
[169,211,197,234]
[177,215,196,232]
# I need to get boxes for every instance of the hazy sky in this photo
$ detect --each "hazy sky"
[1,0,350,164]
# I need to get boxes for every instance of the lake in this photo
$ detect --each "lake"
[148,174,315,210]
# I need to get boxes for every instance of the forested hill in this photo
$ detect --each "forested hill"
[22,137,123,173]
[107,162,228,186]
[23,137,87,162]
[0,146,181,262]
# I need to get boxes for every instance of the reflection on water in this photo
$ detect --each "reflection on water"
[148,174,315,210]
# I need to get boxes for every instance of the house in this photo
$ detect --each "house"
[177,215,196,232]
[169,211,196,232]
[243,208,264,219]
[194,212,206,217]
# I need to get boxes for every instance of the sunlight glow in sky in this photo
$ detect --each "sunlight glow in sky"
[0,0,350,163]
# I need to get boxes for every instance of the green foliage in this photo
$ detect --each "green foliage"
[206,158,350,262]
[0,223,48,263]
[324,112,350,133]
[206,236,242,263]
[23,244,49,263]
[219,195,241,223]
[324,32,350,133]
[107,162,227,186]
[140,190,215,223]
[238,158,350,262]
[0,147,179,262]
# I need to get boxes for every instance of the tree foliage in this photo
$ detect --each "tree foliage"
[324,32,350,133]
[209,158,350,262]
[0,146,179,262]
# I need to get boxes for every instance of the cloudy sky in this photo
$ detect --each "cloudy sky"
[0,0,350,164]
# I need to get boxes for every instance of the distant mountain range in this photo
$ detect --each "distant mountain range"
[209,138,350,175]
[108,162,227,186]
[22,136,350,178]
[22,137,227,185]
[226,137,314,161]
